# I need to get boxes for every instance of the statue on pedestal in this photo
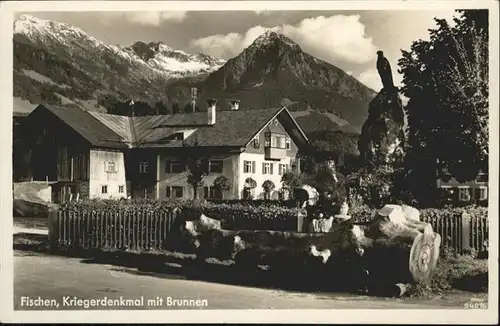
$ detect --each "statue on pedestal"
[376,50,396,92]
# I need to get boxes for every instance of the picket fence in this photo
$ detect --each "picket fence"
[421,212,489,254]
[48,210,180,250]
[48,209,488,254]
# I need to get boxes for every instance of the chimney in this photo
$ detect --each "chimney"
[207,99,217,125]
[229,99,240,111]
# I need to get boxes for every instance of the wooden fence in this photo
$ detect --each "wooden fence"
[421,211,489,254]
[49,209,488,254]
[48,210,179,250]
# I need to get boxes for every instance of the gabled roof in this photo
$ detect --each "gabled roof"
[87,111,134,145]
[34,105,129,148]
[136,108,283,148]
[29,104,309,150]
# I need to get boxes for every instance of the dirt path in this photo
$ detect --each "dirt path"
[14,251,486,310]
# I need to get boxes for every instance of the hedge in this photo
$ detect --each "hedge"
[59,198,300,231]
[58,199,488,232]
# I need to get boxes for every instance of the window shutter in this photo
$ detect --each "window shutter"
[270,163,274,174]
[252,161,256,173]
[166,186,171,198]
[262,162,266,174]
[204,186,209,198]
[165,160,171,173]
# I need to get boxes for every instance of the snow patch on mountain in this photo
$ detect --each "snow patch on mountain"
[250,30,301,50]
[14,14,225,79]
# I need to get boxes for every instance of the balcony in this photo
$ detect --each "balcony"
[265,146,286,160]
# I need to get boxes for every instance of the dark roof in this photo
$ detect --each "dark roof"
[30,105,307,150]
[35,105,129,148]
[137,108,283,148]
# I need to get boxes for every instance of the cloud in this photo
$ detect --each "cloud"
[357,69,382,91]
[98,11,187,26]
[357,68,403,91]
[125,11,187,25]
[190,15,377,64]
[190,25,272,59]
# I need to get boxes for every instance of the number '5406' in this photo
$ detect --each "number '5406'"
[464,302,487,309]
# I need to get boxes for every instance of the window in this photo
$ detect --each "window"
[263,162,273,175]
[278,164,288,175]
[266,133,287,149]
[285,138,291,150]
[105,161,117,173]
[203,186,222,199]
[477,187,488,200]
[118,185,124,193]
[139,161,149,173]
[459,187,471,202]
[101,185,108,194]
[264,134,271,147]
[244,160,255,173]
[165,160,184,173]
[209,160,223,173]
[252,138,260,148]
[166,186,184,198]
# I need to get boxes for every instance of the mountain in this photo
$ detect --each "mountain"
[165,31,376,133]
[13,16,375,134]
[13,15,224,113]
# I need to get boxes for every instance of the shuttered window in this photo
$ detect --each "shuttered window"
[244,160,256,173]
[263,162,273,174]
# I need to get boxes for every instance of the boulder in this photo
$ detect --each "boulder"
[377,204,420,223]
[358,88,405,163]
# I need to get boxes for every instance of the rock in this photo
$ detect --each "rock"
[183,213,222,237]
[377,204,420,223]
[358,86,405,164]
[309,217,334,233]
[400,205,420,221]
[294,185,319,207]
[377,204,406,223]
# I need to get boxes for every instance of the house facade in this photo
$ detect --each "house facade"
[436,159,488,205]
[18,101,310,202]
[437,173,488,205]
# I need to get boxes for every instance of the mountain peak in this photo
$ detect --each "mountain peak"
[250,30,300,50]
[14,13,98,47]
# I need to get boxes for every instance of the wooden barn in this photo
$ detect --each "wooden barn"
[18,104,129,203]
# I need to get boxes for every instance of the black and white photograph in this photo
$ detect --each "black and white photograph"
[1,0,498,324]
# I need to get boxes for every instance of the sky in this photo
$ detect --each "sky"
[15,9,459,90]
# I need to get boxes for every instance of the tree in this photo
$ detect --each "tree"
[243,177,257,200]
[281,171,302,191]
[213,175,231,199]
[181,137,207,199]
[398,10,488,205]
[262,180,276,200]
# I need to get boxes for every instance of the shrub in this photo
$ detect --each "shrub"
[58,198,300,231]
[243,177,257,200]
[213,175,231,199]
[262,180,276,200]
